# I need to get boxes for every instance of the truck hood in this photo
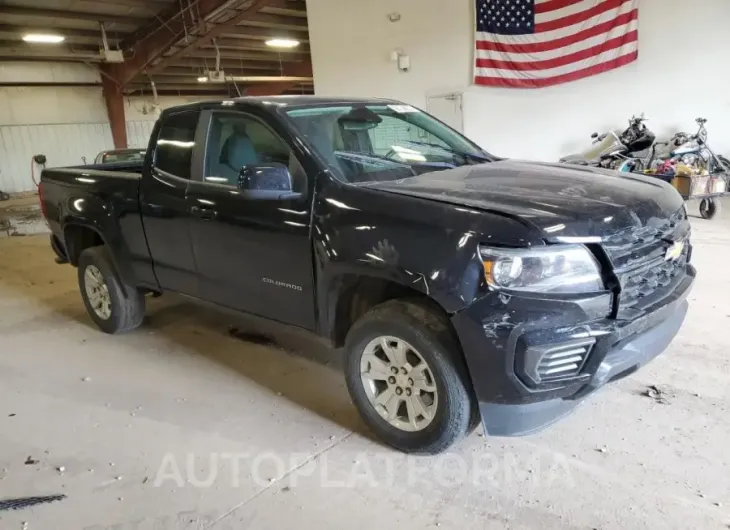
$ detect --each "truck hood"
[364,160,684,239]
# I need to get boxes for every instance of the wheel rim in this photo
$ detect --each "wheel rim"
[360,336,438,432]
[84,265,112,320]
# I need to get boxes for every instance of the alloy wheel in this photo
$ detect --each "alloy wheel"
[84,265,112,320]
[360,336,438,432]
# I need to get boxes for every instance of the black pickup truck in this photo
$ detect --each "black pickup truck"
[40,96,694,454]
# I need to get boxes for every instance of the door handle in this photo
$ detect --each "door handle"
[190,205,217,220]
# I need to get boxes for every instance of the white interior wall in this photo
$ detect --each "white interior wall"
[307,0,730,162]
[0,62,215,192]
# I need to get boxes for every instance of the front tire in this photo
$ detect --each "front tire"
[78,246,145,334]
[344,299,476,454]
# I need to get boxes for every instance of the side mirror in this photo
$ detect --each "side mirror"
[591,132,599,139]
[238,163,292,192]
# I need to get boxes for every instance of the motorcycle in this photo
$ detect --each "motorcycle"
[651,118,729,175]
[560,114,656,171]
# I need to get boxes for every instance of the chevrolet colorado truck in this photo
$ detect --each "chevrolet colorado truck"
[40,97,695,454]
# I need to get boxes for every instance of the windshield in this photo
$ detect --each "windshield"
[283,104,491,184]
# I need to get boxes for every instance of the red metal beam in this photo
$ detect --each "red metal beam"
[101,73,128,148]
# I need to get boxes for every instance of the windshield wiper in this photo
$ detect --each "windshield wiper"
[396,140,493,163]
[334,151,418,175]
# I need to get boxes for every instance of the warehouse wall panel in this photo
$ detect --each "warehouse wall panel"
[0,66,213,192]
[126,120,156,149]
[0,123,113,192]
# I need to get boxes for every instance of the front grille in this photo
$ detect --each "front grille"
[524,338,595,383]
[602,213,690,319]
[619,253,688,312]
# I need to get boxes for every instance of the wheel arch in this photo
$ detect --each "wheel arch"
[63,222,137,292]
[325,271,457,348]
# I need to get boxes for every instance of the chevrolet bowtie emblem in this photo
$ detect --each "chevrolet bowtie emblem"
[665,240,685,261]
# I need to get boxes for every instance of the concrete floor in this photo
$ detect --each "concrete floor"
[0,199,729,529]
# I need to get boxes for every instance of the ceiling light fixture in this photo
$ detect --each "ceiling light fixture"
[22,33,65,44]
[197,76,208,83]
[265,38,300,49]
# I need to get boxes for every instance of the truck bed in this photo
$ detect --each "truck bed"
[40,160,152,287]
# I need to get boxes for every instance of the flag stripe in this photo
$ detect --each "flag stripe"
[475,49,638,88]
[477,31,639,72]
[534,0,586,14]
[535,0,630,32]
[475,42,638,79]
[477,1,636,47]
[476,26,639,64]
[536,0,604,24]
[476,13,637,56]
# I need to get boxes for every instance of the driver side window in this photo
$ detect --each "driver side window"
[203,112,306,191]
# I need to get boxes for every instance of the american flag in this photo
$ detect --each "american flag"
[474,0,639,88]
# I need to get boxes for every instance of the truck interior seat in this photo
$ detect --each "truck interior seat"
[219,131,259,185]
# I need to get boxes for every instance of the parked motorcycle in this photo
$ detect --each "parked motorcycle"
[654,118,729,175]
[560,114,656,170]
[562,115,730,176]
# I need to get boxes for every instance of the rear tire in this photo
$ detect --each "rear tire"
[78,246,145,334]
[344,299,476,454]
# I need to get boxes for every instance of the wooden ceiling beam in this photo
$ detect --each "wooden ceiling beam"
[89,0,170,8]
[236,15,308,32]
[199,39,309,53]
[220,26,308,41]
[0,5,144,25]
[148,65,283,76]
[0,46,104,62]
[184,49,304,62]
[0,24,127,40]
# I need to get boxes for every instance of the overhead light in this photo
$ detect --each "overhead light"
[197,76,208,83]
[265,38,300,49]
[22,33,65,44]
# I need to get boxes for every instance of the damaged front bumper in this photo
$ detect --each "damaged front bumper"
[450,265,695,437]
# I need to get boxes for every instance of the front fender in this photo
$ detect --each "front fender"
[311,176,541,339]
[313,208,487,340]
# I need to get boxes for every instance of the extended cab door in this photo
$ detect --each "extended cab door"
[185,108,317,330]
[139,109,203,296]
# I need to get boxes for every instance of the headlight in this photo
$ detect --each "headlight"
[479,244,604,294]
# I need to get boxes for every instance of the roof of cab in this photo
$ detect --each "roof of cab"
[159,95,403,115]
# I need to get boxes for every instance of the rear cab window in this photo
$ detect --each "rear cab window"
[153,110,201,179]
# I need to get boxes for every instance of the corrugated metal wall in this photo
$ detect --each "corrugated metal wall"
[126,121,156,149]
[0,120,157,193]
[0,123,114,193]
[0,66,209,193]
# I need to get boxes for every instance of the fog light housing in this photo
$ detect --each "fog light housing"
[523,337,595,384]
